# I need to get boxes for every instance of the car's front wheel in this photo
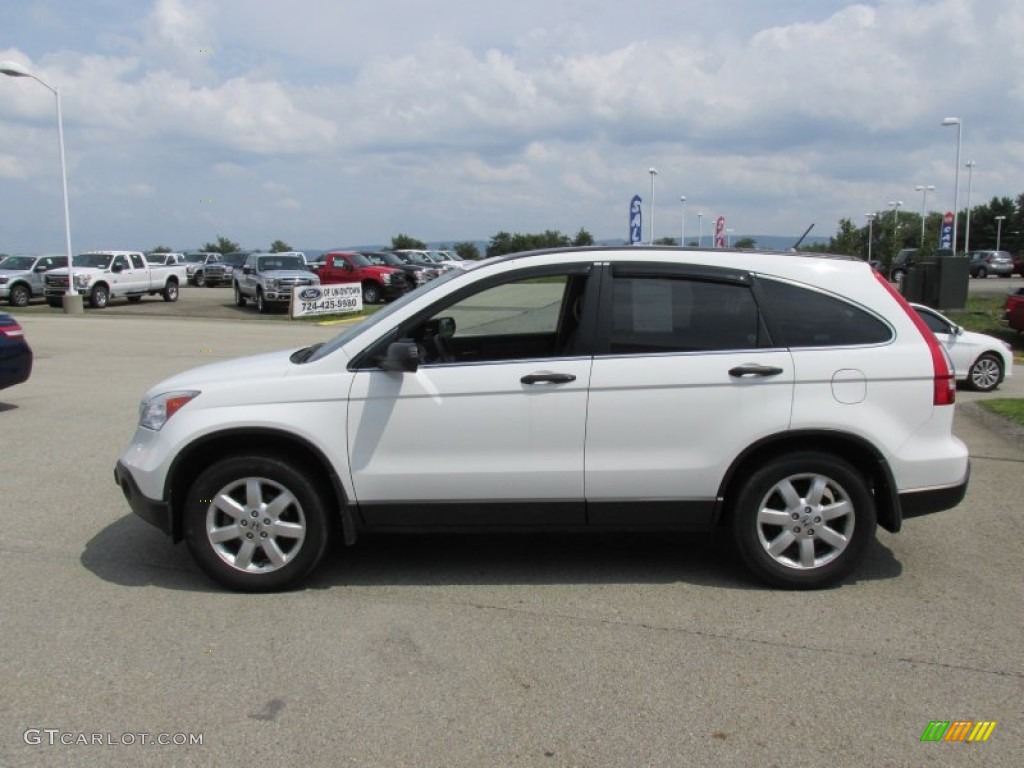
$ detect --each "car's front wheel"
[8,284,31,307]
[183,455,331,591]
[732,453,876,589]
[89,285,109,309]
[194,271,206,287]
[233,283,246,306]
[976,266,987,278]
[362,281,381,305]
[162,280,179,302]
[968,353,1003,392]
[256,288,269,313]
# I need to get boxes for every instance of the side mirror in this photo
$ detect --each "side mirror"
[953,325,964,336]
[379,340,421,373]
[35,265,48,273]
[343,262,354,271]
[111,262,124,273]
[242,266,252,275]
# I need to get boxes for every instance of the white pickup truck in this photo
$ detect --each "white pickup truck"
[43,250,186,308]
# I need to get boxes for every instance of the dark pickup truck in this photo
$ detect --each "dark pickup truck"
[314,251,410,304]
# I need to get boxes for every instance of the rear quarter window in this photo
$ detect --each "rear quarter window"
[757,278,893,348]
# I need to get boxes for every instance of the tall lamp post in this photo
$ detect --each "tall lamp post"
[697,212,704,248]
[914,185,935,249]
[679,195,686,246]
[1,60,80,314]
[888,200,903,251]
[995,215,1006,251]
[941,117,962,254]
[964,160,976,252]
[865,213,876,263]
[648,168,658,244]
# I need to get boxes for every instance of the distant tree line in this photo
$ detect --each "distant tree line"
[809,194,1024,266]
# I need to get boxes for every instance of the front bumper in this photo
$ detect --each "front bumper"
[114,460,176,539]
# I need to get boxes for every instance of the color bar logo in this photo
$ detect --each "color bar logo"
[920,720,996,742]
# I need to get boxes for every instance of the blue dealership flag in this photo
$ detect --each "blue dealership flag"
[630,195,642,244]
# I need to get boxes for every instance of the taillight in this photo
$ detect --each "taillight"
[873,271,955,406]
[0,324,24,339]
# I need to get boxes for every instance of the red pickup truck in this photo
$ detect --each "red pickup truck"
[314,251,410,304]
[1006,288,1024,333]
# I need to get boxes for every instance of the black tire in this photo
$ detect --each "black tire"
[732,453,876,589]
[127,295,143,303]
[162,280,179,302]
[362,282,381,305]
[45,298,62,308]
[194,271,206,287]
[968,353,1003,392]
[234,283,246,307]
[89,285,109,309]
[976,266,987,278]
[8,284,31,307]
[183,454,331,592]
[256,288,269,313]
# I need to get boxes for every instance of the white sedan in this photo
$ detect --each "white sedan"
[912,303,1014,392]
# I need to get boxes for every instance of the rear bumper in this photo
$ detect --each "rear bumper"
[114,460,175,539]
[899,462,970,520]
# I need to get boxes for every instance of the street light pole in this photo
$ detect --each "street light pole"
[914,185,935,248]
[941,117,962,254]
[995,215,1006,251]
[697,212,704,248]
[964,160,976,253]
[1,60,81,314]
[865,213,876,263]
[888,200,903,251]
[679,195,686,246]
[648,168,658,244]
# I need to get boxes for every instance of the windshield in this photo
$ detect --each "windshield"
[73,253,113,269]
[307,268,463,363]
[0,256,37,270]
[147,254,168,264]
[258,256,306,271]
[220,253,249,266]
[184,253,217,263]
[396,251,432,266]
[365,252,402,268]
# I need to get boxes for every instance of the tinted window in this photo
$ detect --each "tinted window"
[609,277,761,354]
[131,254,145,268]
[915,307,952,335]
[759,279,892,347]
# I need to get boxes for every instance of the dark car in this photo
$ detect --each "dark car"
[889,248,919,284]
[967,250,1014,278]
[0,313,32,391]
[204,252,251,286]
[360,250,439,287]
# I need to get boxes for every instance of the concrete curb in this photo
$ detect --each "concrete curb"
[958,401,1024,447]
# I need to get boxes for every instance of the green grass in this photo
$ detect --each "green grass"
[977,399,1024,427]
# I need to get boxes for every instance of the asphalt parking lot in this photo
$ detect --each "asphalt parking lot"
[1,289,1022,767]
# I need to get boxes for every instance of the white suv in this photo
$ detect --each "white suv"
[114,247,970,591]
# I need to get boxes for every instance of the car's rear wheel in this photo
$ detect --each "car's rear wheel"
[732,453,876,589]
[183,455,330,591]
[968,353,1003,392]
[976,266,987,278]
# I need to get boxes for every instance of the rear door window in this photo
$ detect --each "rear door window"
[757,279,893,347]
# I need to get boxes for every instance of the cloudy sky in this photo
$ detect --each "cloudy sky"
[2,0,1022,253]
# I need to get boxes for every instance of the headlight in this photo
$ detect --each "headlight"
[382,273,392,284]
[74,274,92,287]
[139,390,200,431]
[266,278,279,289]
[414,271,427,284]
[0,277,8,285]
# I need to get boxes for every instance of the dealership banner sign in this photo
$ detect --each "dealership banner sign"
[290,284,363,319]
[629,195,642,244]
[715,215,727,248]
[940,211,954,249]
